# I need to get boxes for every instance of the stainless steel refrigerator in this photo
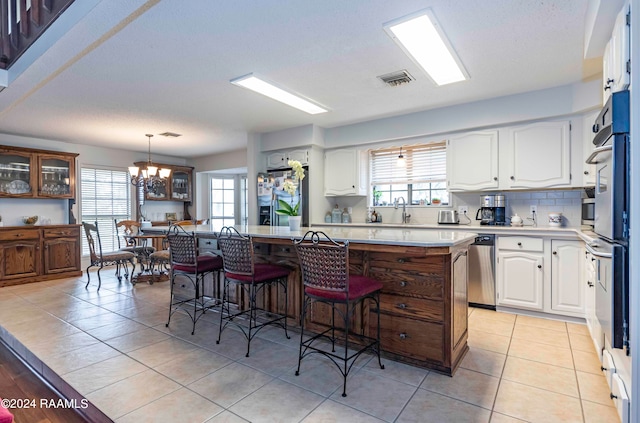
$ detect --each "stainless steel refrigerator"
[257,166,309,227]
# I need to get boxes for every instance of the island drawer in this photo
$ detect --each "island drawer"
[44,227,80,238]
[368,252,446,273]
[0,229,39,241]
[369,269,444,300]
[379,293,443,322]
[371,313,443,363]
[497,236,543,252]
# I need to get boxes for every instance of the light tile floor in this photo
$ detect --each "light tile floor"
[0,272,621,422]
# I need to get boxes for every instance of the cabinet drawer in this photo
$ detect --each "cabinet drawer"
[198,237,218,253]
[0,229,39,241]
[370,270,443,300]
[371,313,443,363]
[498,236,543,252]
[44,227,80,238]
[379,293,444,322]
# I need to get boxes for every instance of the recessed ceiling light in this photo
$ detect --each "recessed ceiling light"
[384,9,468,86]
[230,73,328,115]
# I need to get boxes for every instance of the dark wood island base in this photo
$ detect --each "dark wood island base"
[252,236,471,376]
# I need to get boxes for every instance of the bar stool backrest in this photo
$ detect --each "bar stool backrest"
[166,224,198,269]
[217,226,254,277]
[295,231,349,293]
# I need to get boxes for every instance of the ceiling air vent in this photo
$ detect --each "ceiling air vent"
[378,70,414,87]
[158,132,182,138]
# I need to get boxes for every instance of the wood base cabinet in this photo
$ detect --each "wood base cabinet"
[0,225,81,287]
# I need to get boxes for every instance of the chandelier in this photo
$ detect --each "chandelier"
[128,134,171,193]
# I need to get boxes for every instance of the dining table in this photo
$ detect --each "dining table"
[124,233,169,284]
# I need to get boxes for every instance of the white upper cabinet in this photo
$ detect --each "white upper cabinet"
[267,149,309,169]
[603,6,630,104]
[582,111,599,186]
[447,130,499,191]
[324,149,367,196]
[505,121,571,189]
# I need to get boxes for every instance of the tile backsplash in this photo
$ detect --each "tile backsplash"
[326,188,584,228]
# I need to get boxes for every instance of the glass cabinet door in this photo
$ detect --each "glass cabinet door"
[171,170,191,201]
[39,155,75,198]
[0,150,34,197]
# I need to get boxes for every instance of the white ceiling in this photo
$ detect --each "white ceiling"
[0,0,602,158]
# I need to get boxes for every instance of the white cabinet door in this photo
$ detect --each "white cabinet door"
[324,149,367,196]
[506,121,571,189]
[497,251,544,310]
[267,152,287,169]
[584,249,601,351]
[582,111,599,186]
[287,149,308,165]
[447,130,499,191]
[551,240,584,315]
[610,7,630,94]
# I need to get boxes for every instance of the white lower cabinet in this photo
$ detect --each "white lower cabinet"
[584,249,603,355]
[550,240,584,315]
[497,236,544,310]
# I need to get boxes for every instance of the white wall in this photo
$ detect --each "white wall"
[323,80,601,148]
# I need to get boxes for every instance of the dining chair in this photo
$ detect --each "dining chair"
[216,226,290,357]
[82,221,135,290]
[293,230,385,397]
[165,224,223,335]
[114,219,156,275]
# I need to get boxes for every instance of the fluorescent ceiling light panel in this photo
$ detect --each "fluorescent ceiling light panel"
[384,10,468,86]
[230,74,328,114]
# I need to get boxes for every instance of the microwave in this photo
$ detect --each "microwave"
[582,198,595,225]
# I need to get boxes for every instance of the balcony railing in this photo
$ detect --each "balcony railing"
[0,0,74,69]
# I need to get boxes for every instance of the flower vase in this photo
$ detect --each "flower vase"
[288,216,301,231]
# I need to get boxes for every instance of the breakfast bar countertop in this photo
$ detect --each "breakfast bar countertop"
[144,224,478,248]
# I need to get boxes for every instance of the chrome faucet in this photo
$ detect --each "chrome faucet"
[394,197,411,224]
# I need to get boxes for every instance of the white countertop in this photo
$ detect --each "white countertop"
[145,224,478,247]
[315,222,599,244]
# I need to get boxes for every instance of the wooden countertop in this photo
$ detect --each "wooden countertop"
[143,224,478,247]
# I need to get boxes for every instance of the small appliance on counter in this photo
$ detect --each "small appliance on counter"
[475,194,506,225]
[438,210,459,224]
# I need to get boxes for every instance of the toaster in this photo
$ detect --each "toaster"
[438,210,459,224]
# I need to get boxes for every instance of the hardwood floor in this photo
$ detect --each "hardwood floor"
[0,340,89,423]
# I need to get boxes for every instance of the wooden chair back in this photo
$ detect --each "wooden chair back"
[114,219,141,248]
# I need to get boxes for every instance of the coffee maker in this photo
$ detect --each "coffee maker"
[475,194,506,225]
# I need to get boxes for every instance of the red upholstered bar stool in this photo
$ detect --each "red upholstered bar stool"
[165,224,223,335]
[294,230,385,397]
[216,226,290,357]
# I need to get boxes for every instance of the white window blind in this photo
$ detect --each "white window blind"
[370,141,447,185]
[80,167,132,255]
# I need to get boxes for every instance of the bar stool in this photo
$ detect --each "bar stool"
[216,226,290,357]
[165,224,223,335]
[294,230,385,397]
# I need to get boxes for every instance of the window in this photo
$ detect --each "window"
[210,175,248,227]
[80,167,132,255]
[370,141,448,206]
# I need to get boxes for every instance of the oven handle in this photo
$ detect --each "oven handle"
[585,243,613,258]
[586,144,613,164]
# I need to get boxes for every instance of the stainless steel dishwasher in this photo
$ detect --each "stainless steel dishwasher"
[468,234,496,309]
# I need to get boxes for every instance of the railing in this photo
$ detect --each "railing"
[0,0,74,69]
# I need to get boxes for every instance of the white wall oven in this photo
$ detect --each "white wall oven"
[586,89,629,352]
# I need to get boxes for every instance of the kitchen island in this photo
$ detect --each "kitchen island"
[146,224,476,375]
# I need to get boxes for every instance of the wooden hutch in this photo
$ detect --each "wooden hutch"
[0,145,82,287]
